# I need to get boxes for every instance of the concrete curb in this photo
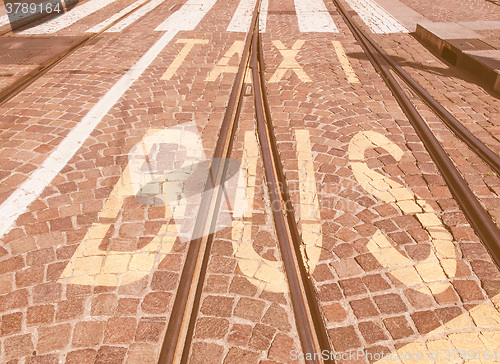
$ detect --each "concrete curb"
[414,23,500,93]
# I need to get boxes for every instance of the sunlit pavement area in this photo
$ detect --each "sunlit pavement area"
[1,0,500,363]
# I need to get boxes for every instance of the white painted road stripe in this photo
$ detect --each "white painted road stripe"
[260,0,268,31]
[155,0,217,31]
[85,0,150,33]
[344,0,408,34]
[21,0,118,34]
[226,0,268,32]
[105,0,166,33]
[0,0,217,240]
[293,0,338,33]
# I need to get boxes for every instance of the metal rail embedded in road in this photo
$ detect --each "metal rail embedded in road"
[331,0,500,268]
[0,0,162,106]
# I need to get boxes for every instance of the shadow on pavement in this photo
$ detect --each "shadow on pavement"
[3,0,79,32]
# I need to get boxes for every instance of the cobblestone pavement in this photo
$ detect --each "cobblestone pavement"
[1,0,500,363]
[398,0,500,22]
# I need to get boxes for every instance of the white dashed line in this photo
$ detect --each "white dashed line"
[105,0,167,33]
[0,0,218,239]
[155,0,218,31]
[344,0,408,34]
[85,0,151,33]
[227,0,268,32]
[21,0,118,34]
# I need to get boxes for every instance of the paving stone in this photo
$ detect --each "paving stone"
[1,312,23,336]
[65,349,98,364]
[350,298,379,319]
[452,280,486,302]
[234,297,266,322]
[410,310,441,334]
[358,321,388,344]
[126,343,156,364]
[194,317,229,340]
[32,283,62,304]
[95,346,127,364]
[25,354,59,364]
[229,276,258,296]
[4,334,34,359]
[72,321,105,347]
[55,298,84,321]
[383,316,415,340]
[104,317,136,344]
[223,347,260,364]
[262,303,292,332]
[268,333,295,363]
[329,326,362,352]
[200,296,234,318]
[189,342,224,364]
[227,324,252,346]
[249,324,276,351]
[37,323,71,354]
[27,305,55,326]
[373,294,407,314]
[91,294,118,316]
[141,292,171,314]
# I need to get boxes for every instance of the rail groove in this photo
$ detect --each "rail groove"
[0,0,161,106]
[158,1,262,363]
[158,1,335,362]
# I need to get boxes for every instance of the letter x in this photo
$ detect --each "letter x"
[269,40,312,83]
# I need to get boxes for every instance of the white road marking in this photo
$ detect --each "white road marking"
[293,0,338,33]
[226,0,268,32]
[85,0,150,33]
[21,0,118,34]
[259,0,268,32]
[105,0,166,33]
[0,0,217,240]
[344,0,408,34]
[155,0,218,31]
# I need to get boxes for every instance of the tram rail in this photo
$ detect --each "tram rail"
[0,0,163,105]
[0,0,499,362]
[159,0,500,362]
[331,0,500,268]
[158,1,334,363]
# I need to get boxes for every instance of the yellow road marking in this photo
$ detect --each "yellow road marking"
[349,131,457,295]
[269,40,312,83]
[295,129,322,272]
[348,131,500,361]
[59,128,195,286]
[331,40,360,84]
[232,131,285,293]
[374,295,500,363]
[59,164,177,286]
[232,130,325,292]
[205,40,245,82]
[160,39,209,81]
